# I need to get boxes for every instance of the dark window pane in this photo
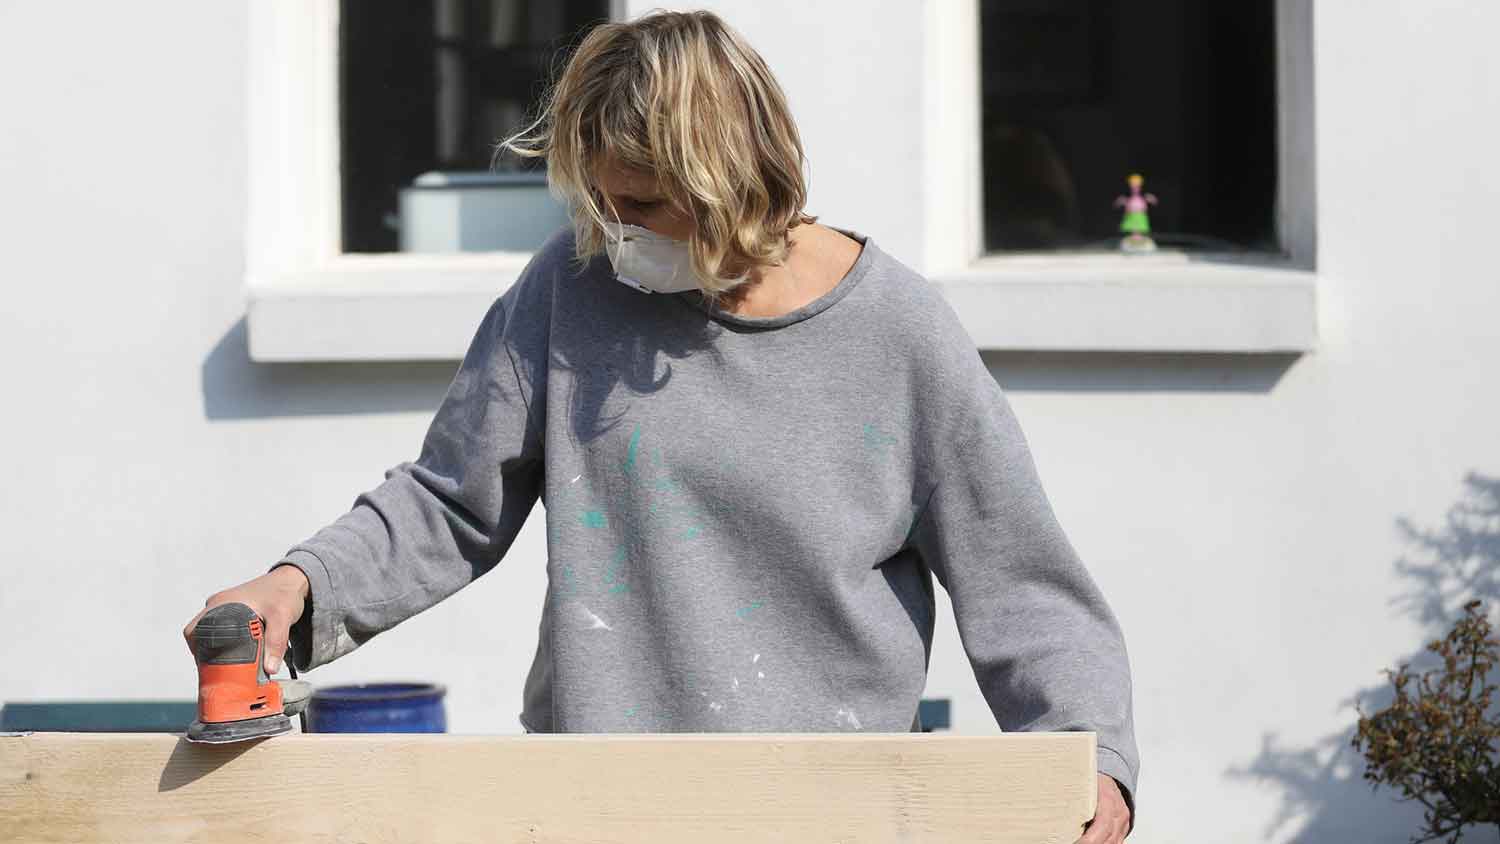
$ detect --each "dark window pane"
[980,0,1278,253]
[340,0,609,253]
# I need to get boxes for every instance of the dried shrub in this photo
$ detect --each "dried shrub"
[1353,599,1500,842]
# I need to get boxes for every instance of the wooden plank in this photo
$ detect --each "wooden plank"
[0,731,1097,843]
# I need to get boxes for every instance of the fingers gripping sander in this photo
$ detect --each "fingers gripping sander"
[186,602,312,744]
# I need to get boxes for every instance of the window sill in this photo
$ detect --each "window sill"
[245,253,532,362]
[245,252,1317,362]
[932,253,1318,353]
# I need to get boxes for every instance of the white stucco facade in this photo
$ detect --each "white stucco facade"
[1,2,1496,841]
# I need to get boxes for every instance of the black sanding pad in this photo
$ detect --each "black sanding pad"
[185,713,292,744]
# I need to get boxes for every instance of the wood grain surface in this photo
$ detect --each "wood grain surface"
[0,731,1097,843]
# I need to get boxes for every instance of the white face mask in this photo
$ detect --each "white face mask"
[602,222,702,294]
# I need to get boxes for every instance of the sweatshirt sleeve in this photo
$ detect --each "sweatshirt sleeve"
[909,372,1139,828]
[269,274,548,673]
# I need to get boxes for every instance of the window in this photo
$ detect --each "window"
[245,0,624,361]
[978,1,1279,255]
[340,1,609,254]
[247,0,1316,361]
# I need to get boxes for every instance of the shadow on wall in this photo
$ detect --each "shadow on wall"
[981,350,1301,393]
[204,315,1305,424]
[1228,472,1500,842]
[201,318,457,420]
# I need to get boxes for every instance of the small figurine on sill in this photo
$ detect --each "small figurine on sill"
[1113,173,1158,253]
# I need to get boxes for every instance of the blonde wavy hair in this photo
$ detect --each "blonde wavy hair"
[495,8,818,298]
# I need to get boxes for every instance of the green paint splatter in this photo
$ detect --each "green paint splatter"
[603,545,629,593]
[681,525,702,540]
[622,424,642,475]
[903,503,923,545]
[581,510,607,528]
[863,422,897,452]
[625,706,638,717]
[735,600,765,620]
[551,564,578,607]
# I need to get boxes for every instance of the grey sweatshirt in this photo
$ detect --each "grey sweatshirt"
[274,225,1139,816]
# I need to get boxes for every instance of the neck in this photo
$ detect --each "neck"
[712,226,807,316]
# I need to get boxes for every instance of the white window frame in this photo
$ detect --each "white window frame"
[922,0,1317,354]
[245,0,624,362]
[246,0,1315,362]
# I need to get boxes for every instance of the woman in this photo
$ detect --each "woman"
[185,10,1137,841]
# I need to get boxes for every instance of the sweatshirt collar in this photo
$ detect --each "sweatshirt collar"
[675,226,875,330]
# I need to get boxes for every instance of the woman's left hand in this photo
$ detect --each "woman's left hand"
[1075,773,1133,842]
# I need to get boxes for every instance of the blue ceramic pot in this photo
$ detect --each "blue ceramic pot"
[305,683,447,734]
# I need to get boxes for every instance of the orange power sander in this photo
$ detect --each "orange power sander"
[185,602,312,744]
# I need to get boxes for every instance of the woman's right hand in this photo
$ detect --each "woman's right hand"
[183,564,311,675]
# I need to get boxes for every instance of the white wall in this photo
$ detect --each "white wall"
[2,2,1498,842]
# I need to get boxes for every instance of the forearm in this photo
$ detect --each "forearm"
[912,379,1141,805]
[275,456,538,669]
